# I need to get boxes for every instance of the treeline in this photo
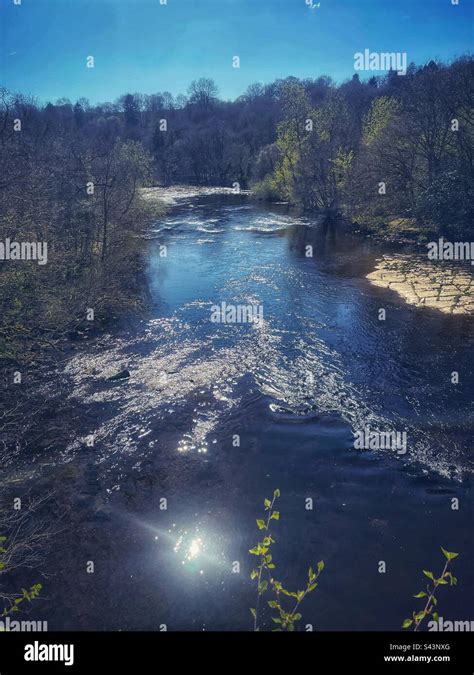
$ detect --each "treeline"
[259,58,474,240]
[15,56,472,241]
[0,87,163,364]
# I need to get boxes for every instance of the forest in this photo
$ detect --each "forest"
[0,55,473,364]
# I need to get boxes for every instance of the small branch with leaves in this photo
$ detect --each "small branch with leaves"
[249,489,324,631]
[402,547,459,631]
[0,534,43,616]
[0,493,57,614]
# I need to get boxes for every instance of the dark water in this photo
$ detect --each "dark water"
[2,193,473,631]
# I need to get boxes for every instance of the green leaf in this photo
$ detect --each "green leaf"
[273,489,280,498]
[256,519,266,530]
[272,617,282,624]
[271,511,279,520]
[293,613,302,621]
[268,563,275,569]
[415,611,426,621]
[250,569,258,580]
[258,581,268,594]
[413,592,427,598]
[402,619,413,629]
[250,608,256,619]
[0,536,6,544]
[432,612,439,622]
[308,583,318,592]
[317,560,325,573]
[423,570,434,581]
[249,546,260,555]
[440,547,459,562]
[264,499,271,509]
[268,600,278,608]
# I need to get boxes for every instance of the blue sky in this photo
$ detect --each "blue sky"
[1,0,473,104]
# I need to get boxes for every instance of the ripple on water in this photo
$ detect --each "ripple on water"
[22,200,471,487]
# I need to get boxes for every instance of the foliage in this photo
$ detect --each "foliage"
[343,60,474,238]
[251,175,281,202]
[402,547,459,631]
[0,534,42,618]
[249,490,324,631]
[0,88,162,366]
[414,171,474,237]
[362,96,401,146]
[244,59,473,240]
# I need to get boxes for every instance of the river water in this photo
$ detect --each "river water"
[2,192,473,631]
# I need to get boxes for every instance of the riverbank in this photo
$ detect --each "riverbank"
[367,255,474,315]
[248,189,474,315]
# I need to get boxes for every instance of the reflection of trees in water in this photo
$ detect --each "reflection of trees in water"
[285,217,378,276]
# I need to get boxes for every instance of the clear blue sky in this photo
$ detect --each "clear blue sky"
[1,0,473,104]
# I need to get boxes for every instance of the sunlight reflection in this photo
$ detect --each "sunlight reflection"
[177,440,208,454]
[133,515,226,575]
[174,532,205,565]
[171,525,227,574]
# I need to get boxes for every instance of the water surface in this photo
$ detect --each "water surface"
[2,193,473,631]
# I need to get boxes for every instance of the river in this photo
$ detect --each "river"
[2,190,473,631]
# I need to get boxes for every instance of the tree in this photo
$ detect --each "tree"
[187,78,219,109]
[120,94,141,139]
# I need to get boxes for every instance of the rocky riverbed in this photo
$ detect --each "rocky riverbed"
[367,255,474,314]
